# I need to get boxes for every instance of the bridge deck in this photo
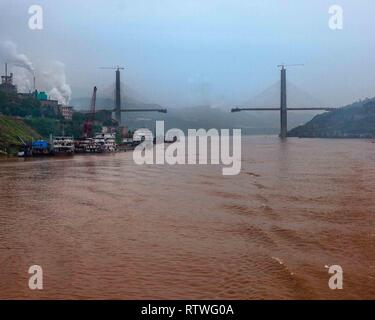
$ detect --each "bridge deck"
[231,107,336,112]
[119,108,167,113]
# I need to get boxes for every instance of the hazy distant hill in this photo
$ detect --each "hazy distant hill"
[71,97,115,110]
[288,98,375,138]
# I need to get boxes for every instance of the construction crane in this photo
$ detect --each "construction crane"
[83,86,97,138]
[100,66,125,71]
[277,63,304,69]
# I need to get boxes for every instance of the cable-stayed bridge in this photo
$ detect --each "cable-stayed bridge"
[231,65,337,138]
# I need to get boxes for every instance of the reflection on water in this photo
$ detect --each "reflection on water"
[0,136,374,299]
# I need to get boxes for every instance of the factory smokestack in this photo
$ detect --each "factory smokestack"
[0,41,35,92]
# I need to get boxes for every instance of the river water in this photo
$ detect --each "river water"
[0,136,374,299]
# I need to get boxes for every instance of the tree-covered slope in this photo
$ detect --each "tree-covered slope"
[0,115,41,155]
[288,98,375,138]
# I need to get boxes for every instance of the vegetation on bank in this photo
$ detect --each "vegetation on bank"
[0,91,117,155]
[23,110,111,138]
[288,98,375,138]
[0,91,61,119]
[0,115,41,155]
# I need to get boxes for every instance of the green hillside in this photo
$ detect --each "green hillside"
[288,98,375,138]
[0,115,41,156]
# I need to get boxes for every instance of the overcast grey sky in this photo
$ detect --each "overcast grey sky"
[0,0,374,108]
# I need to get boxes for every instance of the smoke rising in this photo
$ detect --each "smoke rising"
[42,61,72,105]
[0,40,34,72]
[13,68,33,92]
[0,40,72,105]
[0,40,35,92]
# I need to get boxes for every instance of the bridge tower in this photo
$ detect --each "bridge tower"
[231,65,336,138]
[98,66,167,134]
[115,67,122,125]
[100,66,125,125]
[280,66,287,139]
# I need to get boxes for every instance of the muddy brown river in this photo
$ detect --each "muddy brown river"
[0,136,374,299]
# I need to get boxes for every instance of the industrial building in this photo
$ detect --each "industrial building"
[0,63,75,121]
[36,91,59,113]
[35,90,74,120]
[58,105,74,120]
[0,63,17,94]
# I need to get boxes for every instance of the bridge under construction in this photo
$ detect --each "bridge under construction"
[100,66,166,126]
[231,65,336,138]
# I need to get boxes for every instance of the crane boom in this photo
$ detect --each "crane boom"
[277,63,304,69]
[83,86,98,138]
[99,66,124,70]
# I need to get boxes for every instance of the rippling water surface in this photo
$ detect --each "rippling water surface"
[0,136,374,299]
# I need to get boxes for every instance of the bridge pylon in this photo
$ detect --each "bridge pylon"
[280,66,287,139]
[231,65,336,138]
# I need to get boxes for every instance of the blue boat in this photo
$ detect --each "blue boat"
[32,140,52,156]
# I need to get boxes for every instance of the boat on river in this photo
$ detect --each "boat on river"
[52,136,75,155]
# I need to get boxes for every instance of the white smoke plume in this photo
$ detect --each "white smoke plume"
[42,61,72,105]
[0,40,34,72]
[0,41,72,104]
[13,68,33,92]
[0,40,34,92]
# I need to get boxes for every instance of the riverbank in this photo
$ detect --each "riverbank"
[0,115,41,155]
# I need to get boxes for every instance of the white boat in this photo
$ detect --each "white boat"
[74,138,101,153]
[94,133,117,153]
[52,136,75,155]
